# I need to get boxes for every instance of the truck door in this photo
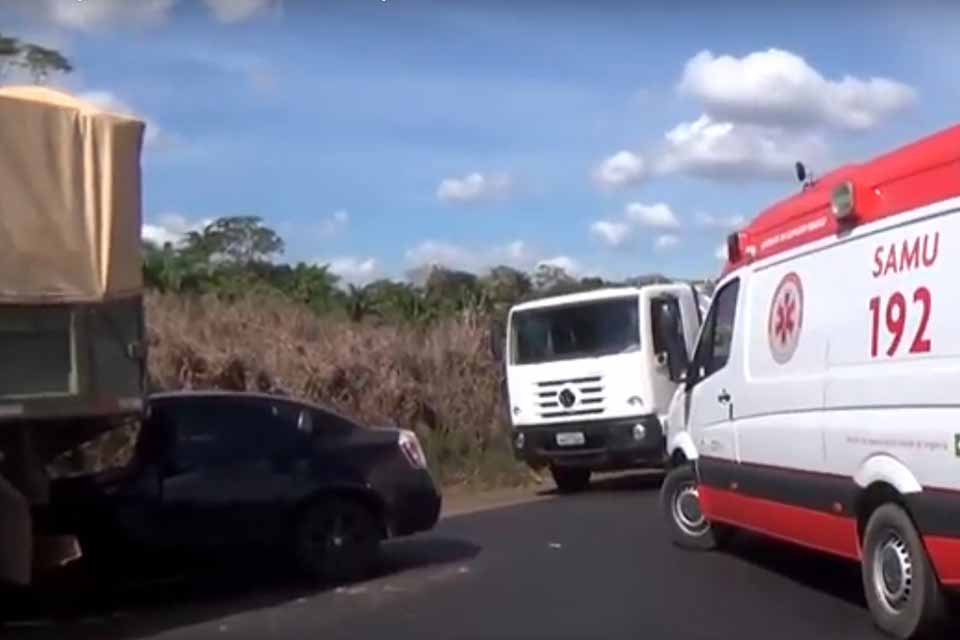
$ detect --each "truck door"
[685,278,741,469]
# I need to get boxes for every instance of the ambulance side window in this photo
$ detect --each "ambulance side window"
[692,278,740,380]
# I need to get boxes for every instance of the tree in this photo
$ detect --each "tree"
[0,34,72,83]
[481,266,532,309]
[182,216,284,266]
[533,264,577,296]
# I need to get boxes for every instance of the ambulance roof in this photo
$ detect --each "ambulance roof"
[510,287,643,313]
[725,123,960,274]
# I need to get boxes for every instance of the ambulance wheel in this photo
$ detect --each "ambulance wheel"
[551,467,591,493]
[861,504,947,639]
[661,465,728,550]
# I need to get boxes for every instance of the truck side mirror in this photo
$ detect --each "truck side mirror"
[653,302,689,383]
[490,319,506,363]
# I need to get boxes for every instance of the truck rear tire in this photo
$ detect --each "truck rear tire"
[861,504,946,639]
[551,467,591,493]
[660,465,728,551]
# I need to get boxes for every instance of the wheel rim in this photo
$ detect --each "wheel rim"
[872,531,914,614]
[305,509,370,569]
[672,482,709,537]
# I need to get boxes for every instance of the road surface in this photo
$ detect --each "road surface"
[5,473,950,640]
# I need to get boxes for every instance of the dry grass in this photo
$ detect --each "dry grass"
[144,292,533,488]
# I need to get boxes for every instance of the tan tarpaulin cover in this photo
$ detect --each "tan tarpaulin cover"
[0,86,145,303]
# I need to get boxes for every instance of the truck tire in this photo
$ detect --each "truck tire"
[660,464,728,550]
[294,498,382,584]
[551,467,591,493]
[861,504,946,639]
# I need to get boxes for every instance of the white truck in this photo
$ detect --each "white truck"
[497,284,705,492]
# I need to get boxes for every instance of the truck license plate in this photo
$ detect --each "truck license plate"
[556,432,585,447]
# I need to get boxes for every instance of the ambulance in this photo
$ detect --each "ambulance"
[659,124,960,639]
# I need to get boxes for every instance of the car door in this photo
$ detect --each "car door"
[159,397,293,547]
[685,277,741,476]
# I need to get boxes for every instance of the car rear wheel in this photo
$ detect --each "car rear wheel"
[295,498,382,584]
[861,504,946,639]
[551,467,591,493]
[660,464,728,550]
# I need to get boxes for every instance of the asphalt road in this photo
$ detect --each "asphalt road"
[6,473,953,640]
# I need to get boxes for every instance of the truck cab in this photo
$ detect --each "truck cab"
[501,284,702,492]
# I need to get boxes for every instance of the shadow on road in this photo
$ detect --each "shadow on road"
[726,531,866,608]
[3,536,481,640]
[536,470,664,497]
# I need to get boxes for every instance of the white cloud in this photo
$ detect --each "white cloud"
[7,0,279,30]
[204,0,277,23]
[142,213,208,247]
[654,115,829,181]
[592,150,646,189]
[436,172,513,204]
[678,49,916,131]
[404,238,575,276]
[77,90,168,148]
[7,0,175,31]
[714,244,728,261]
[654,234,680,252]
[321,256,379,285]
[317,209,350,237]
[625,202,681,228]
[590,220,633,248]
[696,212,746,229]
[536,256,582,276]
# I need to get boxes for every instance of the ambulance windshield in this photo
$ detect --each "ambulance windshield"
[510,296,640,365]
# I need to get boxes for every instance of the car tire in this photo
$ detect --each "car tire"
[551,467,591,493]
[861,504,947,639]
[660,464,728,551]
[294,498,382,584]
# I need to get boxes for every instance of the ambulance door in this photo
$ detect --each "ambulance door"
[685,277,742,467]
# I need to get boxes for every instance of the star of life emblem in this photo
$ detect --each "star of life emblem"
[768,272,803,364]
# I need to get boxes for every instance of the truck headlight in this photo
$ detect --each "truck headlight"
[515,432,525,449]
[632,424,646,441]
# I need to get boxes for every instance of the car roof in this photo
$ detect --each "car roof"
[149,390,354,422]
[510,287,643,313]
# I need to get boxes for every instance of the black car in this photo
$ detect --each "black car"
[37,391,441,583]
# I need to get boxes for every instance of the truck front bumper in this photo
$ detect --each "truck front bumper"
[511,414,665,471]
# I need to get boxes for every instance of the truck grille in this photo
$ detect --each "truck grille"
[535,375,605,418]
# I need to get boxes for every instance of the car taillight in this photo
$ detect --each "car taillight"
[398,430,427,469]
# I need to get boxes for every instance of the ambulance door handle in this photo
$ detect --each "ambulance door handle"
[717,390,731,404]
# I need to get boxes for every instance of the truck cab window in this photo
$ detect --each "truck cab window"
[691,279,740,380]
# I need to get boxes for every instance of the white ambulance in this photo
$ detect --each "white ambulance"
[659,124,960,639]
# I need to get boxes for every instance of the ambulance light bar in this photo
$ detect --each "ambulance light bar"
[831,180,856,219]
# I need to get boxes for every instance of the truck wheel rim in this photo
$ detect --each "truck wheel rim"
[673,483,708,537]
[872,532,913,613]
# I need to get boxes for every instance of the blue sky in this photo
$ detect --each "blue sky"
[2,0,957,284]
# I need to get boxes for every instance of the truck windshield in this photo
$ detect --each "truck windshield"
[511,296,640,365]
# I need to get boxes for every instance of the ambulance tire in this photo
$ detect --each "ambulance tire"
[660,465,729,551]
[861,504,947,639]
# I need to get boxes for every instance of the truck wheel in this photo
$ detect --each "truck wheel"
[660,465,726,550]
[551,467,591,493]
[861,504,946,639]
[295,498,382,584]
